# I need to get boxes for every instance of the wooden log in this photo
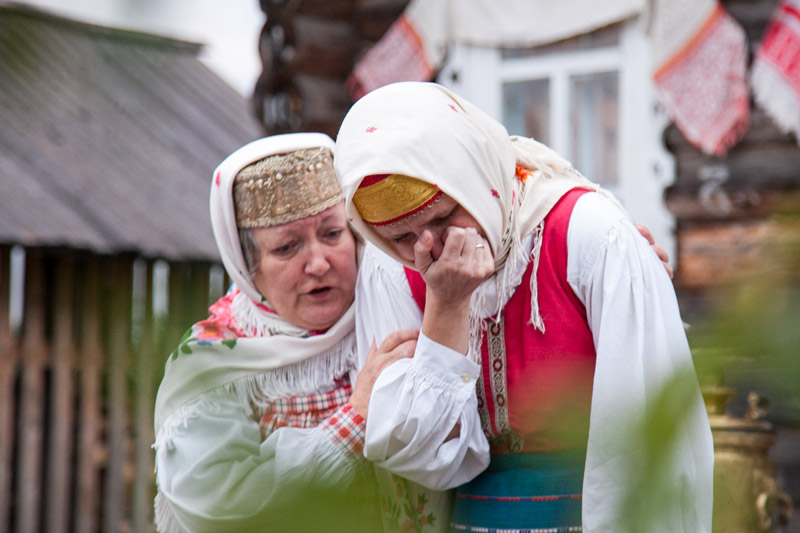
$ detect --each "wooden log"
[675,219,776,289]
[16,250,48,533]
[723,0,779,43]
[45,255,77,533]
[666,189,796,223]
[667,145,800,199]
[352,0,408,41]
[293,16,361,78]
[103,257,133,533]
[74,257,103,533]
[295,74,353,136]
[294,0,357,20]
[0,246,17,532]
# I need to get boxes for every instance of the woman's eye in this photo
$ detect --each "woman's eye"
[392,234,411,244]
[325,228,343,240]
[433,209,455,224]
[273,243,295,255]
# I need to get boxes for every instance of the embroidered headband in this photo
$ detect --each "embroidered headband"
[233,146,343,228]
[352,174,443,226]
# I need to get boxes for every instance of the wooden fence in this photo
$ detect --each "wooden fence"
[0,246,225,533]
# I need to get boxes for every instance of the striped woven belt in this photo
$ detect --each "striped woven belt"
[450,449,586,533]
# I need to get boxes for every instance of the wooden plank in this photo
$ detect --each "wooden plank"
[74,257,102,533]
[45,255,77,533]
[0,246,17,532]
[16,250,48,533]
[189,263,211,322]
[132,260,156,533]
[676,220,775,289]
[166,262,191,352]
[103,257,133,533]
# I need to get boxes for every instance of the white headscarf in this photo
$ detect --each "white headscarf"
[335,82,603,330]
[155,133,358,432]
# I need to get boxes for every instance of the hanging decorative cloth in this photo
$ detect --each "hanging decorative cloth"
[651,0,750,156]
[347,0,645,100]
[751,0,800,144]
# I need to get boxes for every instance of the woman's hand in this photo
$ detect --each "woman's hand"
[349,329,419,419]
[414,226,494,306]
[414,227,494,354]
[636,224,673,279]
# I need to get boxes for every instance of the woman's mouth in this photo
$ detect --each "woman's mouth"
[308,287,332,299]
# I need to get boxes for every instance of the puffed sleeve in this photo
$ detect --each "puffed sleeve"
[566,192,714,533]
[153,388,373,532]
[355,243,490,490]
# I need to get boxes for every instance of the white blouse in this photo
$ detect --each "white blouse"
[153,383,377,532]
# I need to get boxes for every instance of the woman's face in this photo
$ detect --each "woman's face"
[371,195,486,262]
[252,203,357,331]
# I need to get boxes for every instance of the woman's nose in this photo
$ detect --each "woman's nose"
[304,242,331,276]
[427,228,445,260]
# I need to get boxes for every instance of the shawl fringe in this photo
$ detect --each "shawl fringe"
[230,290,310,338]
[154,490,182,533]
[528,222,546,333]
[225,332,357,408]
[154,334,356,451]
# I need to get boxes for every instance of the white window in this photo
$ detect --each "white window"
[439,17,677,261]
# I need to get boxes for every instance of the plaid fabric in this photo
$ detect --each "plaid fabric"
[256,376,366,460]
[321,403,366,461]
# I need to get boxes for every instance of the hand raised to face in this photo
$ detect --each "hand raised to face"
[414,226,494,307]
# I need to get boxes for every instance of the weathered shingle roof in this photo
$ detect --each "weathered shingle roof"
[0,4,264,260]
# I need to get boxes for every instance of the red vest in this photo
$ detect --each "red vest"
[405,189,595,454]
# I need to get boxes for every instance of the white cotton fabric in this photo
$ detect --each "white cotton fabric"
[154,384,364,533]
[354,246,489,490]
[404,0,645,67]
[356,193,713,532]
[354,243,489,532]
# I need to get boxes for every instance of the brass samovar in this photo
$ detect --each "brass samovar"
[705,387,793,532]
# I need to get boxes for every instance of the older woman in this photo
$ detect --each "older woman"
[153,133,430,532]
[335,82,714,532]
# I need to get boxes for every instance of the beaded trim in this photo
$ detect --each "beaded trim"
[372,191,445,227]
[233,147,343,228]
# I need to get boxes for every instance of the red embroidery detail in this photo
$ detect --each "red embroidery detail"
[455,493,582,502]
[366,126,377,133]
[448,104,458,112]
[215,171,221,186]
[491,189,500,198]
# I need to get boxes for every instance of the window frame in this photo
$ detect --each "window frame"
[438,16,677,261]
